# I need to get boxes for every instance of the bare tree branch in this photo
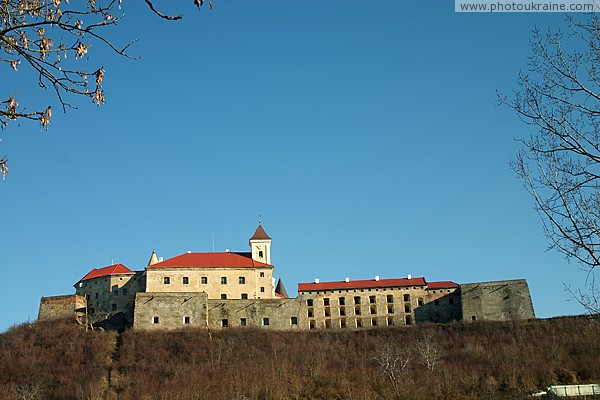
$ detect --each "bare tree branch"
[502,16,600,314]
[0,0,211,177]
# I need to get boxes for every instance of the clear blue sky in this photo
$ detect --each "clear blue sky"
[0,1,591,331]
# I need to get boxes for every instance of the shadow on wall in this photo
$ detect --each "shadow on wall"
[414,292,463,324]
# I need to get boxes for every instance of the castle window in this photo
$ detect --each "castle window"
[221,294,227,300]
[371,317,377,326]
[370,305,377,315]
[241,293,248,300]
[404,304,411,313]
[339,307,346,316]
[184,316,191,324]
[262,318,270,326]
[260,272,265,277]
[111,304,117,311]
[258,250,263,258]
[387,295,394,303]
[113,289,119,296]
[201,276,208,284]
[369,295,376,304]
[338,297,345,306]
[323,298,330,306]
[291,317,298,325]
[340,318,347,328]
[354,306,361,315]
[471,315,477,321]
[239,276,246,284]
[95,293,98,299]
[325,319,331,329]
[405,315,412,325]
[182,277,189,285]
[307,309,314,318]
[449,297,454,304]
[307,299,313,307]
[222,319,229,328]
[309,320,316,329]
[387,305,394,314]
[241,318,247,327]
[324,307,331,317]
[418,298,424,306]
[387,317,394,326]
[260,287,265,293]
[122,288,128,296]
[163,277,170,285]
[403,294,410,302]
[356,318,362,328]
[221,277,227,285]
[152,316,159,324]
[354,296,361,305]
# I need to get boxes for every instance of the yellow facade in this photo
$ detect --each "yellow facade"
[144,266,276,299]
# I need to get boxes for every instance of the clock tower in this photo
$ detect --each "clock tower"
[249,224,272,265]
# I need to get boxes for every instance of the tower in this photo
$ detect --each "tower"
[249,224,272,264]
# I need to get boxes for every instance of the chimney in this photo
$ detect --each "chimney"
[375,275,380,281]
[225,248,230,253]
[315,278,320,284]
[159,257,163,262]
[344,277,350,283]
[187,250,192,254]
[407,274,412,280]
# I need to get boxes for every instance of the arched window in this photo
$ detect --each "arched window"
[258,250,263,258]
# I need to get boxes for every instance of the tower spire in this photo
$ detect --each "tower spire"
[249,224,272,264]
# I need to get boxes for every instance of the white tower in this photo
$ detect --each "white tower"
[249,224,272,264]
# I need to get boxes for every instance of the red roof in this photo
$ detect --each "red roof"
[148,252,272,268]
[427,281,459,289]
[298,277,427,292]
[80,264,135,282]
[250,225,271,241]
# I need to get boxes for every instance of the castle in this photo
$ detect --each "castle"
[38,225,536,330]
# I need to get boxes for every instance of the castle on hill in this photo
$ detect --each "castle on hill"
[38,225,536,330]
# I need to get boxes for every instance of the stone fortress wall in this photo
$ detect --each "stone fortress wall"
[38,225,536,330]
[460,279,535,322]
[38,294,86,321]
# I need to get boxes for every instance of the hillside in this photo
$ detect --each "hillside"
[1,317,599,400]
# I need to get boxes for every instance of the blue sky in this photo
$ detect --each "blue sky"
[0,1,591,331]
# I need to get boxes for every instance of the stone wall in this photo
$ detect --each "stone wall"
[133,293,301,330]
[38,294,86,321]
[414,289,462,323]
[207,298,301,330]
[297,285,462,330]
[460,279,535,322]
[133,292,209,330]
[75,272,145,325]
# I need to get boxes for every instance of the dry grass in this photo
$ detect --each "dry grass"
[1,317,599,399]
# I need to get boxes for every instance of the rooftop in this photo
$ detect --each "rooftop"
[78,264,135,283]
[297,277,459,292]
[148,252,272,268]
[298,277,427,292]
[250,224,271,241]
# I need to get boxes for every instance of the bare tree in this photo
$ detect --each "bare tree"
[13,382,44,400]
[415,331,442,372]
[501,16,600,314]
[373,344,412,399]
[0,0,211,178]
